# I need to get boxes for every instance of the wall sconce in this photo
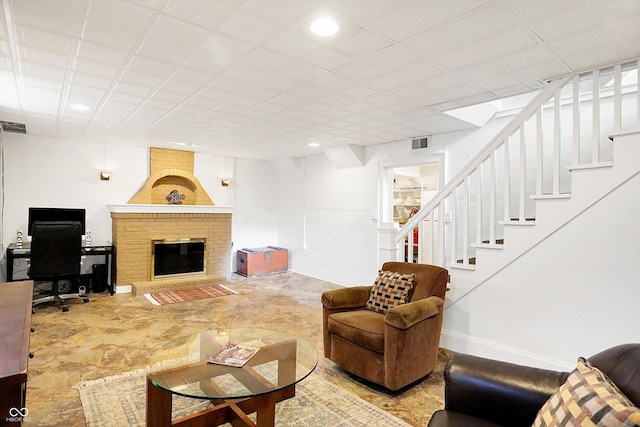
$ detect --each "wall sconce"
[100,170,112,181]
[221,177,232,187]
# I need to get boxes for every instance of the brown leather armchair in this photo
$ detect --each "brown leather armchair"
[428,343,640,427]
[322,262,449,391]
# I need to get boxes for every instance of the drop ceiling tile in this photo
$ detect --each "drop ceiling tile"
[392,60,444,83]
[16,25,74,54]
[113,81,154,98]
[332,0,404,25]
[119,69,163,88]
[19,45,69,70]
[75,59,120,80]
[473,28,538,59]
[412,93,450,107]
[264,31,321,60]
[169,67,213,87]
[493,45,564,74]
[441,84,486,102]
[108,94,145,110]
[239,86,282,103]
[364,47,420,72]
[137,38,192,64]
[505,0,580,22]
[475,74,522,92]
[71,73,113,90]
[278,62,329,84]
[401,28,462,58]
[22,75,61,91]
[239,48,293,73]
[367,74,406,91]
[127,56,177,78]
[314,74,355,91]
[184,51,230,75]
[218,11,280,45]
[336,62,381,81]
[306,48,352,71]
[82,22,141,52]
[87,0,153,34]
[454,62,504,84]
[557,46,627,73]
[318,94,352,107]
[188,33,254,72]
[431,47,485,71]
[340,101,376,114]
[527,4,610,42]
[158,79,200,97]
[11,0,85,37]
[222,64,267,84]
[547,26,611,60]
[147,15,210,49]
[334,29,393,58]
[25,87,61,113]
[443,3,516,44]
[77,42,129,68]
[368,4,436,42]
[242,0,316,28]
[21,61,66,81]
[163,0,236,29]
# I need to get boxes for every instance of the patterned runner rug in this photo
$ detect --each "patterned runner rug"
[144,284,238,305]
[74,368,411,427]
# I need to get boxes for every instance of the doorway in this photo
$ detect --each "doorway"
[380,159,441,263]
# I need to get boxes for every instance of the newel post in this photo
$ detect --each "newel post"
[378,222,399,264]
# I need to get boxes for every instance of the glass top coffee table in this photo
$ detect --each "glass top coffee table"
[146,328,318,427]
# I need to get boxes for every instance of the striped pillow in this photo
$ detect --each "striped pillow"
[365,270,415,315]
[532,358,640,427]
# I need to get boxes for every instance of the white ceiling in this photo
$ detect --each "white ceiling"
[1,0,639,160]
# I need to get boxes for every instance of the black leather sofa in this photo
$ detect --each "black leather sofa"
[428,344,640,427]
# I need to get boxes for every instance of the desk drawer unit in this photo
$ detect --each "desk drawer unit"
[236,246,288,276]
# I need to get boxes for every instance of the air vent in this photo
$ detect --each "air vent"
[411,136,429,150]
[0,121,27,134]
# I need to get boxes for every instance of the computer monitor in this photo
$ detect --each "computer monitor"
[28,207,86,236]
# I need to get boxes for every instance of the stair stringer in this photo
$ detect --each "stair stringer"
[444,129,640,308]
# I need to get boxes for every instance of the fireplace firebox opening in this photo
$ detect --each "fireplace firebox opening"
[152,238,206,279]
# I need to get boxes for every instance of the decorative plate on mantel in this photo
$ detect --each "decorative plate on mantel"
[166,189,186,204]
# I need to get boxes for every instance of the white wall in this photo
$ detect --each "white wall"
[230,157,278,271]
[0,133,277,280]
[442,166,640,370]
[274,137,455,287]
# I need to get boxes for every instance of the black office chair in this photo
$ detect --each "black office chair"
[29,221,89,312]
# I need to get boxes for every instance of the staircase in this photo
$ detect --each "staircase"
[383,59,640,308]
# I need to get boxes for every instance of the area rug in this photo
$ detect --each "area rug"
[144,284,238,306]
[74,368,411,427]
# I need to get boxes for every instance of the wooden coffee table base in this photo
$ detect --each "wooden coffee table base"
[146,377,296,427]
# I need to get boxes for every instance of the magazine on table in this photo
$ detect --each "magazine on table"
[208,340,262,367]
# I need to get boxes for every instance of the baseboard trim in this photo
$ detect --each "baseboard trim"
[440,330,574,371]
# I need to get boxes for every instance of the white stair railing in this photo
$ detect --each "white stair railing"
[391,59,640,270]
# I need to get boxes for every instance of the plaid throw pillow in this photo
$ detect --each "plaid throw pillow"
[365,270,415,315]
[532,358,640,427]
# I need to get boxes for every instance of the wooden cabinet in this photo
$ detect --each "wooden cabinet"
[0,281,33,426]
[236,246,288,277]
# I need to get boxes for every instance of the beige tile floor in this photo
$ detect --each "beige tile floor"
[26,272,447,426]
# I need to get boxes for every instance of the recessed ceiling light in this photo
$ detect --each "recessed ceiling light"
[310,17,339,36]
[308,142,320,147]
[70,103,90,111]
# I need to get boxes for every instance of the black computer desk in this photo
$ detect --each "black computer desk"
[6,241,116,295]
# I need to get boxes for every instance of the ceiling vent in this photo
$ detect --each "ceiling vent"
[411,136,429,150]
[0,121,27,134]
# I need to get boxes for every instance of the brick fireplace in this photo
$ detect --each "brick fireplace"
[109,148,233,294]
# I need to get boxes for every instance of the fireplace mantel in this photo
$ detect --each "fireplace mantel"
[108,204,234,214]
